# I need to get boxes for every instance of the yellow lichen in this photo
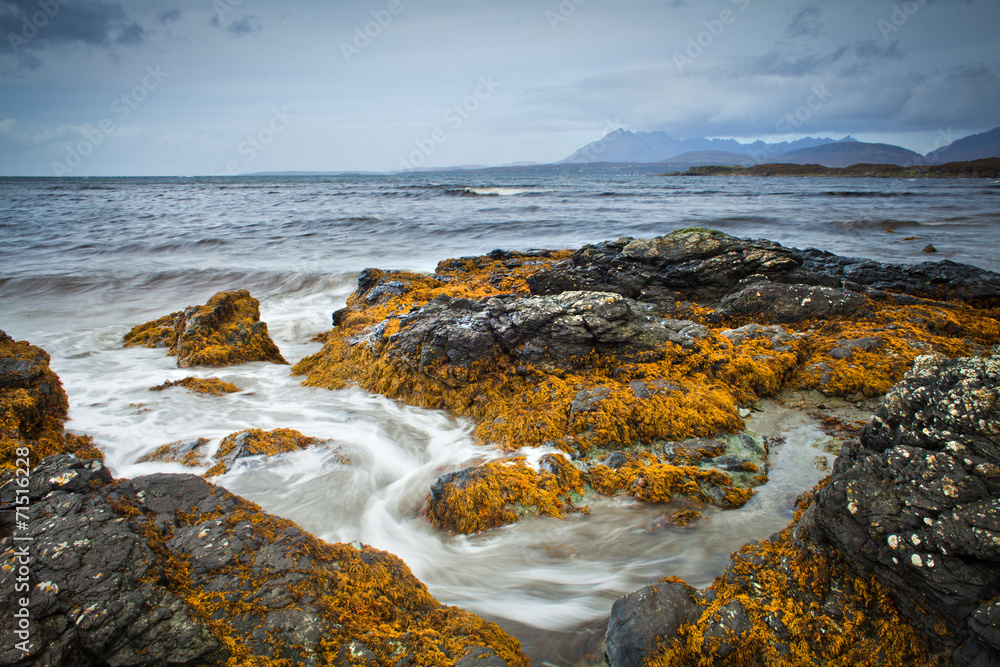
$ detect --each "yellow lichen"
[203,428,328,477]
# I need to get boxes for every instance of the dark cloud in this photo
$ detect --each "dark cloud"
[745,46,849,77]
[155,9,181,26]
[1,0,146,64]
[786,6,823,38]
[854,39,903,61]
[209,14,262,37]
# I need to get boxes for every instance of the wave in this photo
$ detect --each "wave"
[0,268,360,302]
[826,218,923,231]
[818,191,917,198]
[445,187,534,197]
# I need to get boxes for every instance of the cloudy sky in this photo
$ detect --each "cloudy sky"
[1,0,998,175]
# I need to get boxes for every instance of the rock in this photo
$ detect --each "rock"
[812,355,1000,662]
[204,428,334,478]
[149,377,240,395]
[0,331,104,469]
[425,455,585,534]
[605,581,703,667]
[0,455,528,666]
[923,244,938,253]
[294,233,1000,533]
[137,438,211,467]
[124,290,287,368]
[609,355,1000,666]
[718,282,869,323]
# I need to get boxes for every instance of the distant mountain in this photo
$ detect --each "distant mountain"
[925,125,1000,164]
[771,141,925,168]
[659,151,760,169]
[559,129,839,164]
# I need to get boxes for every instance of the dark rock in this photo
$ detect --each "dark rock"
[662,438,725,464]
[455,646,508,666]
[923,244,938,253]
[384,290,710,373]
[570,387,611,414]
[605,582,703,667]
[813,354,1000,662]
[718,282,869,323]
[0,456,527,666]
[525,229,1000,307]
[137,437,210,467]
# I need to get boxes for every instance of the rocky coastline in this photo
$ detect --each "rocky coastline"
[1,228,998,665]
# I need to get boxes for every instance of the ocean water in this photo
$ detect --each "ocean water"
[2,173,998,664]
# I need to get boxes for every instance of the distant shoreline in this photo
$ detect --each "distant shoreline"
[671,157,1000,178]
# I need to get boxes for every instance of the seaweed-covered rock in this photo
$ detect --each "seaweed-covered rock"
[136,437,210,467]
[0,330,103,470]
[149,377,240,395]
[294,231,1000,533]
[203,428,335,478]
[0,455,527,666]
[610,355,1000,666]
[124,290,287,368]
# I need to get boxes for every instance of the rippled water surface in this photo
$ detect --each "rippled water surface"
[2,173,997,664]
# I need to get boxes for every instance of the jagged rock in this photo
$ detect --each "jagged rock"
[0,455,528,666]
[386,291,709,372]
[123,290,287,368]
[0,331,103,470]
[528,229,1000,307]
[812,354,1000,663]
[606,355,1000,666]
[717,282,869,323]
[203,428,334,478]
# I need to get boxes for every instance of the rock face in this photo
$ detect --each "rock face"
[149,377,240,395]
[294,230,1000,534]
[124,290,287,368]
[608,355,1000,666]
[0,330,103,470]
[0,455,527,666]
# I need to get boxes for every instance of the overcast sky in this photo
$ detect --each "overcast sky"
[0,0,997,175]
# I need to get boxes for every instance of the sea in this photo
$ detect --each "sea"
[2,173,998,665]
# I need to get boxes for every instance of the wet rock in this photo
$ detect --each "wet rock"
[605,582,703,667]
[0,455,528,666]
[149,377,240,395]
[720,323,800,351]
[137,437,211,467]
[124,290,287,368]
[0,331,104,469]
[718,282,869,323]
[387,291,710,372]
[813,354,1000,662]
[204,428,332,478]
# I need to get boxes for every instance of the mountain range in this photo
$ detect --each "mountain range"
[560,126,1000,169]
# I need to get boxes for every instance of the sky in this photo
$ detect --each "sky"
[0,0,998,175]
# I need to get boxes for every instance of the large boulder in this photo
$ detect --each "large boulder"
[0,455,527,666]
[124,290,287,368]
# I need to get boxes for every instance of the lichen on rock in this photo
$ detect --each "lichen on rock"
[0,455,527,666]
[124,289,287,368]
